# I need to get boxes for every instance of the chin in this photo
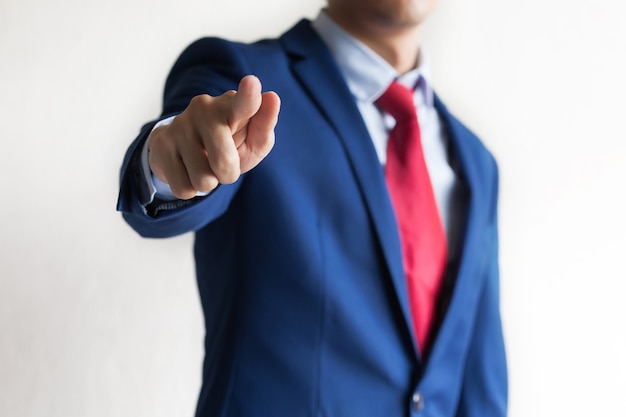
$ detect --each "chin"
[372,0,437,28]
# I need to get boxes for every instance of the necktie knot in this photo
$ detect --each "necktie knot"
[375,81,416,123]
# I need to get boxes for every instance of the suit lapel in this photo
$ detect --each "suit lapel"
[428,96,493,361]
[280,20,419,356]
[279,22,494,362]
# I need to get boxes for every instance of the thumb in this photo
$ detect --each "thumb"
[229,75,262,133]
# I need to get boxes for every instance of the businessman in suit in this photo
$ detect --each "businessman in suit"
[118,0,507,416]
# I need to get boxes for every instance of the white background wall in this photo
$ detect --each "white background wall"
[1,0,624,416]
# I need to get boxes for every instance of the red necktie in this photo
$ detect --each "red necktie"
[376,81,447,353]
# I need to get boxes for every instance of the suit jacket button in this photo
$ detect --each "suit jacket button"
[412,392,425,412]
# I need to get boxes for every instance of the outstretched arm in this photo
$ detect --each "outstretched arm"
[117,39,280,238]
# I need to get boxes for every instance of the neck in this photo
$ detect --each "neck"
[326,10,422,74]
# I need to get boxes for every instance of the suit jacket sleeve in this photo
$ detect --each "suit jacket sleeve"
[116,38,252,238]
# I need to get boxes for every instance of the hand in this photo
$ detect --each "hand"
[148,75,281,200]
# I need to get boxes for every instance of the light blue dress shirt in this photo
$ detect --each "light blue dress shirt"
[311,11,461,250]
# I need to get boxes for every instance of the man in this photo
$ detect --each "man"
[118,0,508,416]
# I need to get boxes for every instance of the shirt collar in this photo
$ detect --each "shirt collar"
[311,10,434,107]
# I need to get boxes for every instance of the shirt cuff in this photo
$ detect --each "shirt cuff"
[141,115,177,204]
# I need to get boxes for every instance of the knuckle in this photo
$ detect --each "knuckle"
[203,176,219,191]
[187,94,232,127]
[222,90,237,98]
[191,173,218,192]
[189,94,213,108]
[171,186,196,200]
[212,152,241,184]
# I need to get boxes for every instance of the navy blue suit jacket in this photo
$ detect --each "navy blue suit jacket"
[118,19,507,417]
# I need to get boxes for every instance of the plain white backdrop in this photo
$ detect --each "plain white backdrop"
[1,0,624,416]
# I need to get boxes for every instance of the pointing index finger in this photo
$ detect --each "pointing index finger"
[230,75,262,133]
